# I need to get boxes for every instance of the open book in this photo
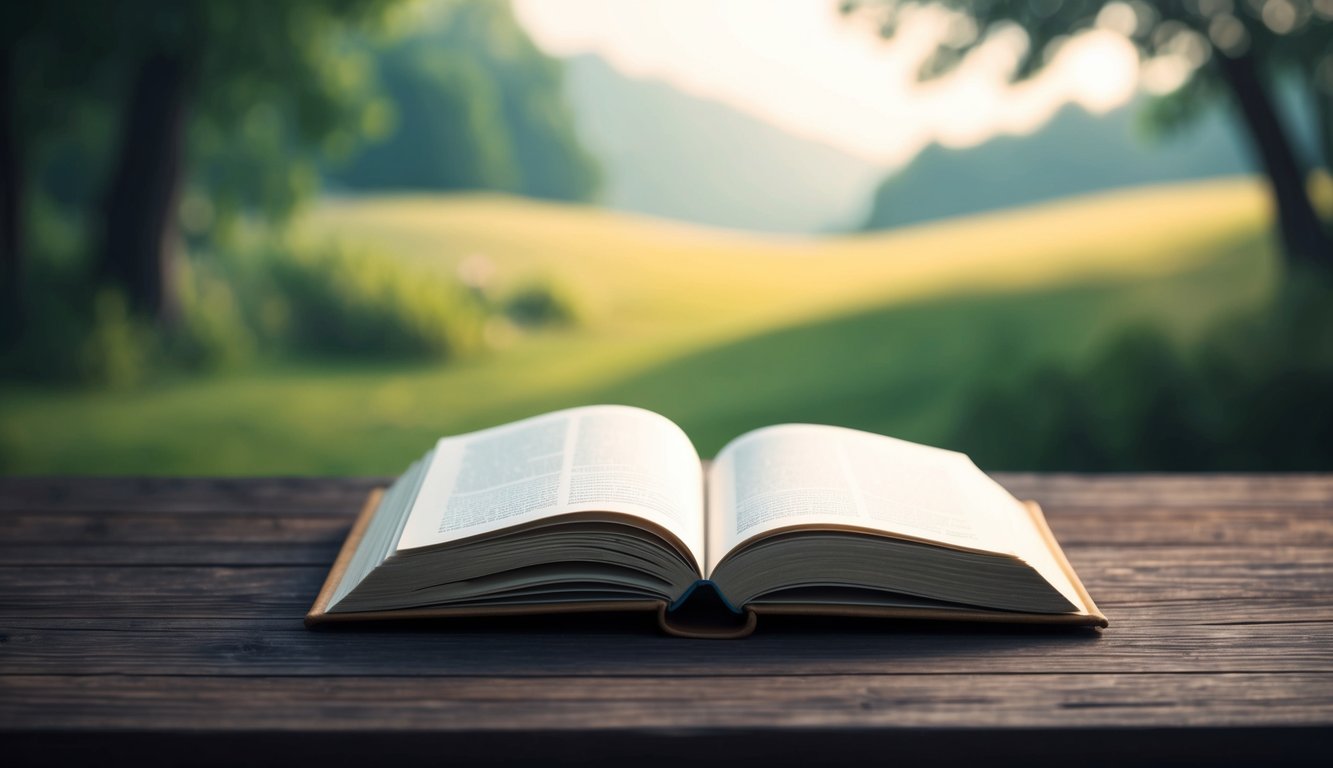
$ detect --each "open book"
[307,405,1105,637]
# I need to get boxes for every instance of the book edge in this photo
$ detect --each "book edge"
[306,487,666,627]
[309,599,666,624]
[747,603,1104,626]
[1023,499,1108,627]
[745,500,1107,629]
[306,487,385,627]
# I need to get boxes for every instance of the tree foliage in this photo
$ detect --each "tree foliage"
[8,0,399,221]
[329,0,600,202]
[842,1,1330,102]
[4,0,597,327]
[843,0,1333,265]
[2,0,403,322]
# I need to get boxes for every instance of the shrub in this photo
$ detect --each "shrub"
[1,247,161,388]
[77,290,156,389]
[2,233,504,386]
[498,277,579,328]
[951,275,1333,470]
[167,256,256,372]
[260,239,488,360]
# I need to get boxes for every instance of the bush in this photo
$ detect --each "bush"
[0,234,160,388]
[78,290,156,389]
[1,264,97,384]
[1,229,513,386]
[4,186,582,387]
[951,275,1333,470]
[167,256,256,372]
[259,238,489,359]
[499,277,579,328]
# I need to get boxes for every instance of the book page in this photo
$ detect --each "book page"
[705,424,1019,575]
[397,405,704,569]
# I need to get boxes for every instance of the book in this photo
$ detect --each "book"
[307,405,1106,637]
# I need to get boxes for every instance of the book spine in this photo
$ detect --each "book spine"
[660,581,758,638]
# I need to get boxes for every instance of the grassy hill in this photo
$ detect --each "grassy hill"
[0,177,1277,474]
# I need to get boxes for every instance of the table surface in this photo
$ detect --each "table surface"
[2,475,1331,766]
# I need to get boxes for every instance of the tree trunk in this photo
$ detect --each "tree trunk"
[1213,49,1331,267]
[1317,91,1332,174]
[1319,92,1332,241]
[98,52,189,322]
[0,45,21,347]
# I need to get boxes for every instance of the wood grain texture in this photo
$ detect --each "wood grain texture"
[1,619,1329,676]
[5,672,1332,730]
[1,474,1330,767]
[3,547,1327,619]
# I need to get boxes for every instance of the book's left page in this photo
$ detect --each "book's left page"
[397,405,705,572]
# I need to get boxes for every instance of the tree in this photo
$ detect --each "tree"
[1,2,112,343]
[843,0,1333,268]
[5,0,401,324]
[100,50,190,321]
[0,3,69,347]
[0,42,19,346]
[447,0,601,202]
[329,44,523,193]
[328,0,600,202]
[107,0,407,322]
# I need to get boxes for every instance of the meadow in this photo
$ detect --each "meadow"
[0,177,1277,474]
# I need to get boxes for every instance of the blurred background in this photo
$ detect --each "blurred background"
[0,0,1330,474]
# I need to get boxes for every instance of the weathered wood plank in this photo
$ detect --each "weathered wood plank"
[2,474,1331,764]
[0,507,351,565]
[0,529,1324,568]
[2,520,1328,567]
[0,543,340,566]
[1092,598,1333,625]
[0,510,351,542]
[4,474,1332,514]
[3,673,1331,731]
[0,565,318,618]
[995,473,1333,505]
[1,619,1329,677]
[0,477,385,514]
[1064,546,1333,597]
[6,728,1330,768]
[1044,505,1333,546]
[3,503,1329,566]
[1,544,1324,617]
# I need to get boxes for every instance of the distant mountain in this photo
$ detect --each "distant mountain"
[861,101,1251,230]
[563,55,882,234]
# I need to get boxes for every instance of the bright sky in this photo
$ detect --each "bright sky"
[512,0,1146,168]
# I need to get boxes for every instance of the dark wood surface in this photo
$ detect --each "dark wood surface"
[2,475,1331,766]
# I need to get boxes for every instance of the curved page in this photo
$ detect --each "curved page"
[706,423,1083,611]
[397,405,705,573]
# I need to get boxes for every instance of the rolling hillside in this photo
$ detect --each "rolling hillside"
[563,55,883,234]
[0,178,1277,474]
[862,100,1251,230]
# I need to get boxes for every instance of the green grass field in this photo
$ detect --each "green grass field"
[0,177,1278,474]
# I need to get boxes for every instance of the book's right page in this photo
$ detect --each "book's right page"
[705,424,1086,612]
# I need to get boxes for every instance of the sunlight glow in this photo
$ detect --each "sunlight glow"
[512,0,1143,168]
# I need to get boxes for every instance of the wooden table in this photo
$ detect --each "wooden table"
[2,475,1330,766]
